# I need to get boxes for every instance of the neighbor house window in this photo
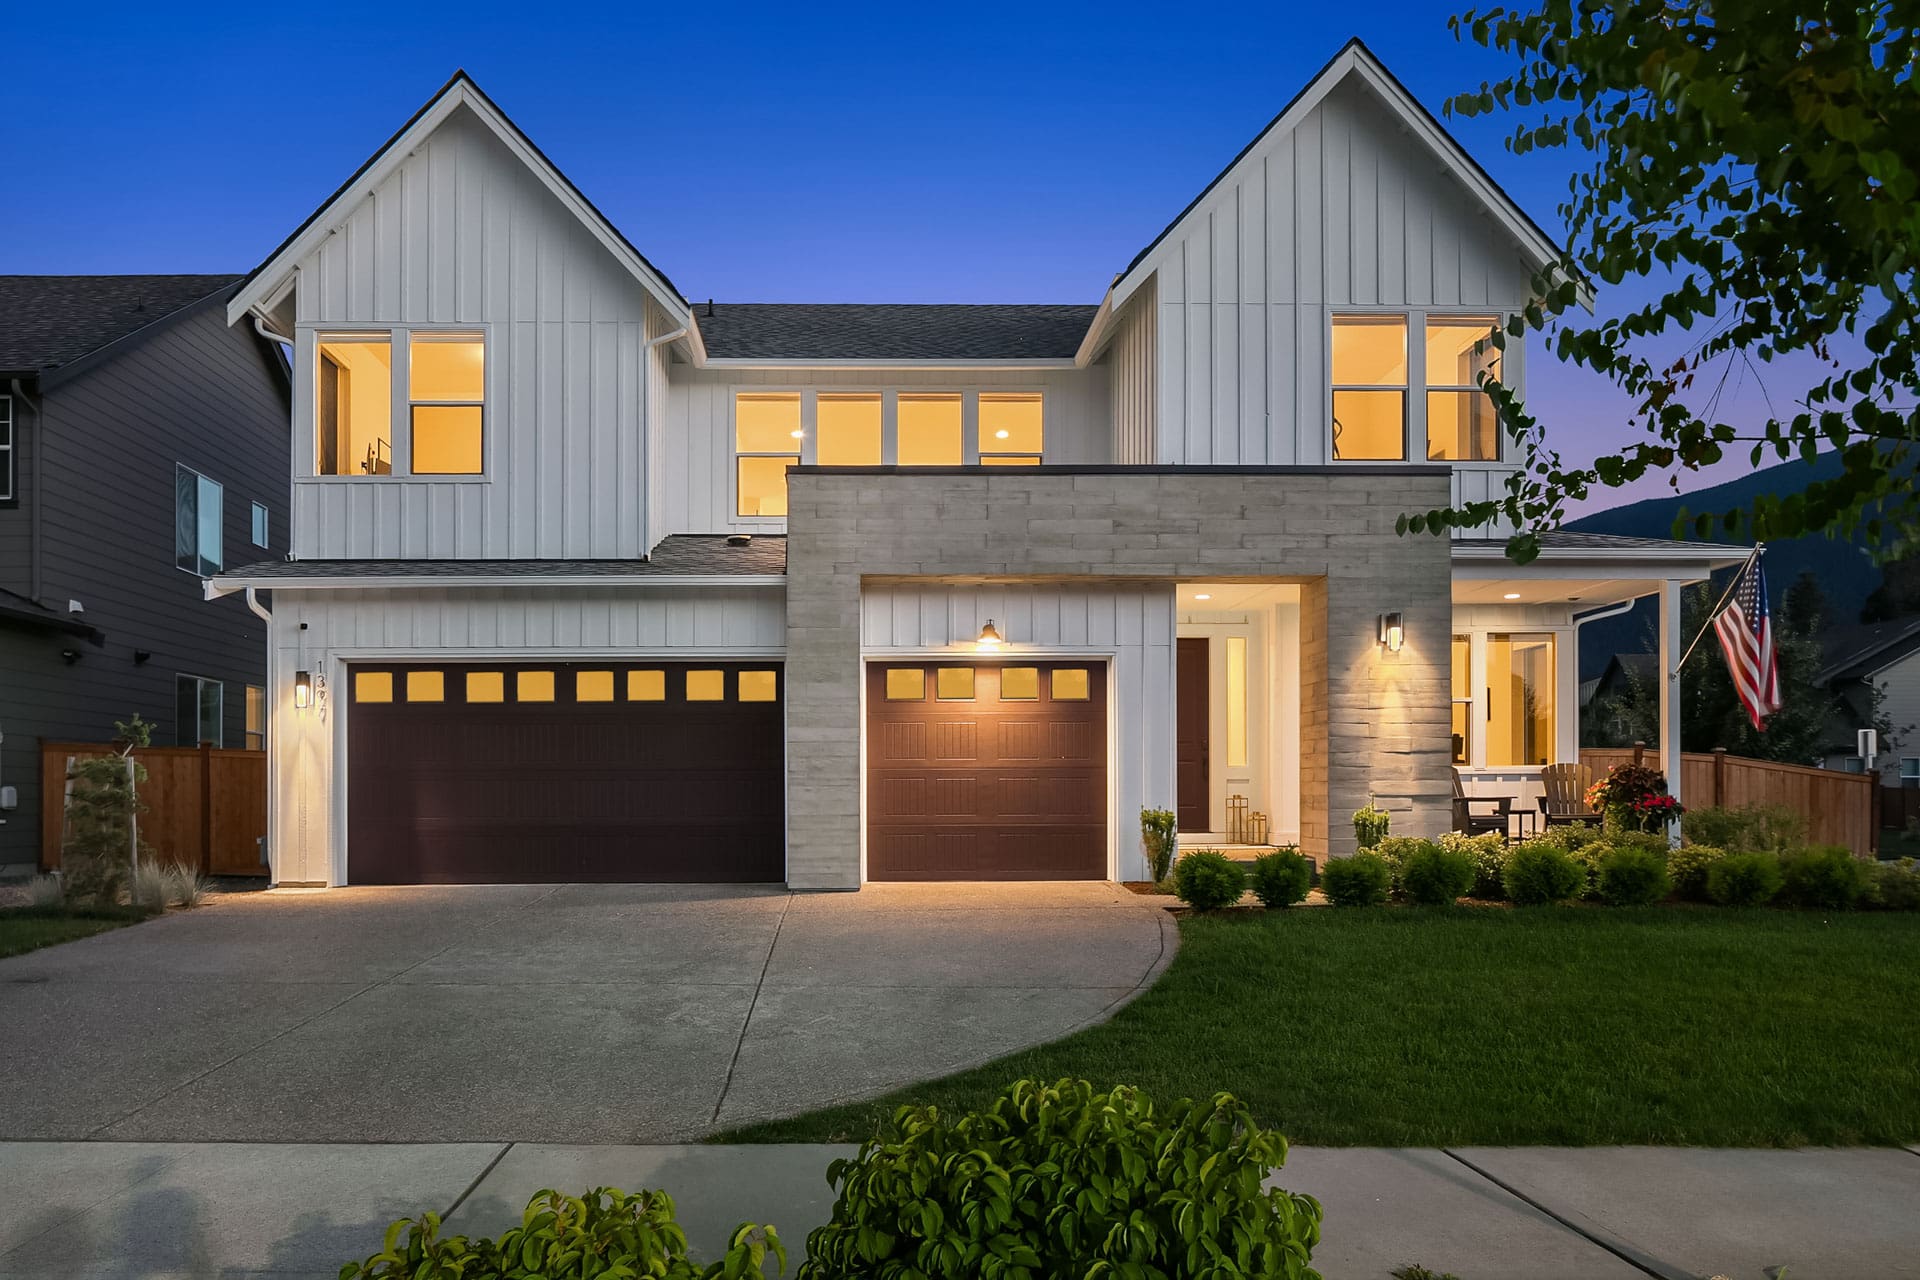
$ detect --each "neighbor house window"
[1331,316,1407,460]
[316,335,393,475]
[176,675,224,747]
[0,394,13,503]
[244,684,266,751]
[1901,758,1919,785]
[898,394,962,465]
[979,393,1043,465]
[251,501,270,548]
[1426,317,1501,461]
[1486,633,1555,767]
[409,333,485,474]
[175,464,223,576]
[1450,635,1472,765]
[736,393,801,517]
[815,394,881,466]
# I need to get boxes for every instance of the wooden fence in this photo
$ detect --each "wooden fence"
[1882,786,1920,835]
[1580,745,1877,856]
[40,741,268,876]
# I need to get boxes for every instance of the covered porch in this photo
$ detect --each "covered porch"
[1448,532,1749,833]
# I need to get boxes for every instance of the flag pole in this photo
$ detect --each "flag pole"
[1671,542,1763,677]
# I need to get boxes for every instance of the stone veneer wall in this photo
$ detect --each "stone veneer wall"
[783,467,1454,889]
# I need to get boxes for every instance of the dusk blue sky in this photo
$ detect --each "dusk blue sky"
[1,0,1804,511]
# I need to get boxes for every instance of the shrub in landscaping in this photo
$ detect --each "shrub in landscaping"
[166,865,211,907]
[130,863,172,911]
[1778,845,1870,910]
[1371,835,1430,891]
[1353,803,1391,850]
[803,1078,1322,1280]
[1173,850,1247,911]
[1682,804,1806,854]
[1140,807,1178,884]
[1707,852,1784,907]
[1503,842,1586,905]
[339,1187,784,1279]
[1321,853,1392,907]
[1598,844,1670,906]
[1248,848,1313,908]
[1668,843,1727,901]
[1399,842,1474,905]
[1439,831,1509,899]
[24,875,63,908]
[1869,859,1920,911]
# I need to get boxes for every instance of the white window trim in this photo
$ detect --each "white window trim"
[250,500,270,549]
[0,393,13,504]
[176,673,225,748]
[1423,315,1505,464]
[1900,757,1919,780]
[728,386,1047,527]
[1329,308,1521,466]
[175,463,224,578]
[1449,624,1576,772]
[301,323,493,483]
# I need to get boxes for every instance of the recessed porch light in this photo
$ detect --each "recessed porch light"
[1194,593,1212,601]
[1503,592,1522,600]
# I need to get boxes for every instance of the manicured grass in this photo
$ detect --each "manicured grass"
[720,907,1920,1147]
[0,904,153,959]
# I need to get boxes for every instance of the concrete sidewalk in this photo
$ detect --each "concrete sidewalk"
[2,1142,1917,1279]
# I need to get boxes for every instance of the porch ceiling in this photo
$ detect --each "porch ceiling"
[1452,576,1669,607]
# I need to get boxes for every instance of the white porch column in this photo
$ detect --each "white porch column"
[1658,579,1684,840]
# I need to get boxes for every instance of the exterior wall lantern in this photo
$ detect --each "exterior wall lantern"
[1378,612,1404,653]
[976,619,1004,652]
[294,670,313,709]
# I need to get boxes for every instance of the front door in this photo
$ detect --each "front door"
[1176,637,1210,831]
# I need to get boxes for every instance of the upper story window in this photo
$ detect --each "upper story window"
[0,393,13,503]
[1330,316,1407,460]
[980,393,1042,465]
[733,389,1045,518]
[315,330,485,477]
[175,464,223,576]
[1426,318,1501,462]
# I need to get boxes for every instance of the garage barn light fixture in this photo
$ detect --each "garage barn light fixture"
[294,670,314,709]
[976,619,1004,652]
[1378,612,1404,653]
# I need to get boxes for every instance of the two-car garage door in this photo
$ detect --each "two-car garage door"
[347,662,783,884]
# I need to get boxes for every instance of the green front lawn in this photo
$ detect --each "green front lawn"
[721,907,1920,1147]
[0,904,153,959]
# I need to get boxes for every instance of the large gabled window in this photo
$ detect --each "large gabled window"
[175,464,223,576]
[315,329,485,477]
[1330,316,1408,460]
[735,393,802,517]
[1426,317,1502,461]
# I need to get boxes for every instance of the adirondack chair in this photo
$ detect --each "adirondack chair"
[1538,762,1601,827]
[1451,767,1513,838]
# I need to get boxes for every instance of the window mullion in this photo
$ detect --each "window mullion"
[881,390,898,465]
[799,392,817,466]
[392,326,412,477]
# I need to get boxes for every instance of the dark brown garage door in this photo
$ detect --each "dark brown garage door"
[866,661,1106,881]
[347,662,783,884]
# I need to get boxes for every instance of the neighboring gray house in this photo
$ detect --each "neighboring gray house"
[0,276,291,873]
[1816,617,1920,783]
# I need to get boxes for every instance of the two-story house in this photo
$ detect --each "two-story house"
[0,275,290,875]
[208,41,1744,889]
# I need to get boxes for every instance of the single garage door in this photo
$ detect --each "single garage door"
[866,660,1106,880]
[347,662,783,884]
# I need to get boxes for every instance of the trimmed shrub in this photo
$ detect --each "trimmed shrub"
[803,1078,1322,1280]
[1869,859,1920,911]
[339,1187,783,1280]
[1439,831,1509,899]
[1551,823,1610,852]
[1598,844,1670,906]
[1399,842,1474,905]
[1668,843,1727,901]
[1778,845,1870,910]
[1707,852,1784,907]
[1140,807,1178,883]
[1371,836,1431,891]
[1249,848,1313,908]
[1353,804,1391,850]
[1503,843,1586,905]
[1173,850,1247,911]
[1321,853,1393,907]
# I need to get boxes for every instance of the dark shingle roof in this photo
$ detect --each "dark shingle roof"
[218,535,788,582]
[695,303,1097,361]
[0,275,240,374]
[1454,530,1751,555]
[1815,616,1920,684]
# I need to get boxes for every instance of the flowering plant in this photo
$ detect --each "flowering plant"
[1631,793,1686,821]
[1586,762,1668,811]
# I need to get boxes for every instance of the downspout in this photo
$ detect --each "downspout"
[640,324,688,555]
[9,379,42,603]
[252,314,294,347]
[243,586,272,625]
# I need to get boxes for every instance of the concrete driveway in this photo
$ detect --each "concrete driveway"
[0,882,1172,1143]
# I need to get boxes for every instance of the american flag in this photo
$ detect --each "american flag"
[1712,551,1783,731]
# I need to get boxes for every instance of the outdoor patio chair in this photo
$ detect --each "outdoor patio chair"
[1538,762,1601,828]
[1451,767,1513,839]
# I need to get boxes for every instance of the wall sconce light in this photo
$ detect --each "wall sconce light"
[976,619,1004,652]
[1377,612,1404,653]
[294,670,313,709]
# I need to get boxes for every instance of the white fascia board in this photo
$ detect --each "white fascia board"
[1073,290,1118,368]
[227,81,690,330]
[208,574,787,593]
[695,357,1079,371]
[1451,546,1748,578]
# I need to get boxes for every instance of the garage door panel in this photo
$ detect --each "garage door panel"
[349,662,783,884]
[866,661,1106,881]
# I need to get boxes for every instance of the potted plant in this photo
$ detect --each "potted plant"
[1586,762,1676,834]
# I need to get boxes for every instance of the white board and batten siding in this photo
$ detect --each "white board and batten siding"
[263,584,786,884]
[1125,79,1531,508]
[860,582,1176,881]
[1105,284,1159,465]
[289,105,675,562]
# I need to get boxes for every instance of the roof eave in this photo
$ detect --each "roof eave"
[206,572,787,596]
